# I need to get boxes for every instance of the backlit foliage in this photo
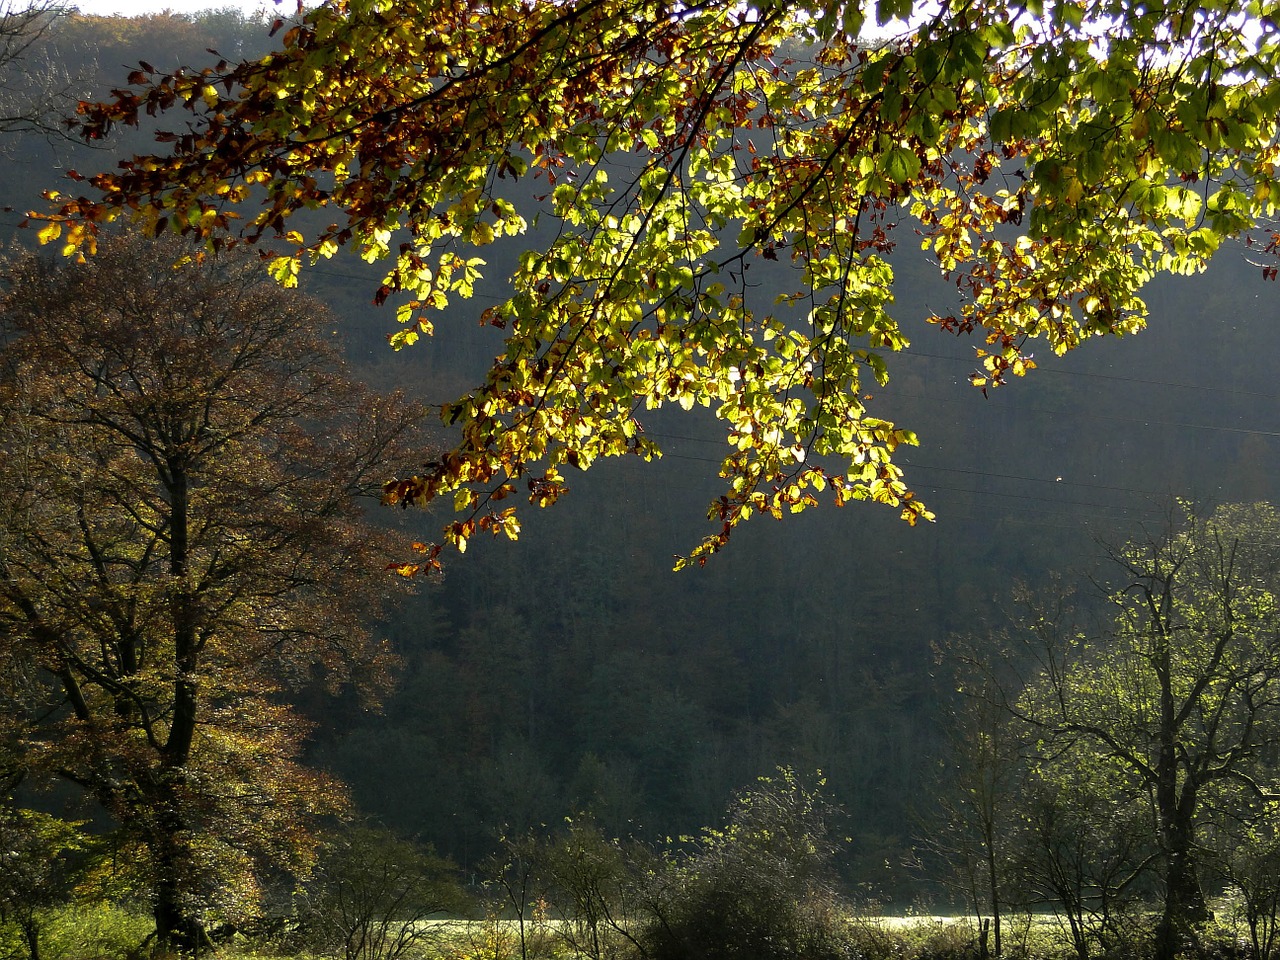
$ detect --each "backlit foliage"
[39,0,1280,566]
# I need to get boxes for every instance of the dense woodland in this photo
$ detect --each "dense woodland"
[4,6,1280,958]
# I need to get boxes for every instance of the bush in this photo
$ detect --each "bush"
[496,819,642,960]
[910,921,986,960]
[294,823,468,960]
[31,904,151,960]
[633,769,853,960]
[0,809,88,960]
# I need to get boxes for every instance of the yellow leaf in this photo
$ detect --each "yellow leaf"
[1130,110,1149,141]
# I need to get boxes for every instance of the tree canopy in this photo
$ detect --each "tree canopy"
[39,0,1280,566]
[0,232,423,949]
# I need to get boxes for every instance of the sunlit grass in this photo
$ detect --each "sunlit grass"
[7,902,1262,960]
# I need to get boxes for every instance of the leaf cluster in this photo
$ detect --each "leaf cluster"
[37,0,1280,564]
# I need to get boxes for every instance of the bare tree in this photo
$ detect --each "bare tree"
[297,824,465,960]
[0,1,79,144]
[931,676,1025,959]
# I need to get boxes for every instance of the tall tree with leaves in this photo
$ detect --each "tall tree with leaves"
[39,0,1280,566]
[1012,503,1280,960]
[0,233,424,950]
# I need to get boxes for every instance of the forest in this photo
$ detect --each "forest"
[3,1,1280,959]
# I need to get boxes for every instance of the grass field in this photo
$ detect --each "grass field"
[4,903,1263,960]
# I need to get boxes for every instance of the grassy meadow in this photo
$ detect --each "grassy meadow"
[7,902,1268,960]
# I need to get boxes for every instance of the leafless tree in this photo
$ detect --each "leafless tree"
[0,1,80,144]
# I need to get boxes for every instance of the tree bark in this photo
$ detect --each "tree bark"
[1154,812,1210,960]
[152,835,200,949]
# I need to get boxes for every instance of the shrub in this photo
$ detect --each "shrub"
[0,809,88,960]
[910,920,985,960]
[294,823,468,960]
[633,769,852,960]
[35,904,151,960]
[498,819,643,960]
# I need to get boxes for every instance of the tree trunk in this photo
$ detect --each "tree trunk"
[166,465,199,769]
[983,824,1002,958]
[152,857,213,954]
[154,888,200,954]
[1155,827,1209,960]
[1152,623,1208,960]
[149,775,204,954]
[20,915,40,960]
[147,464,204,954]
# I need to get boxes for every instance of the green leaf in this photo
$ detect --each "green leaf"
[882,146,922,185]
